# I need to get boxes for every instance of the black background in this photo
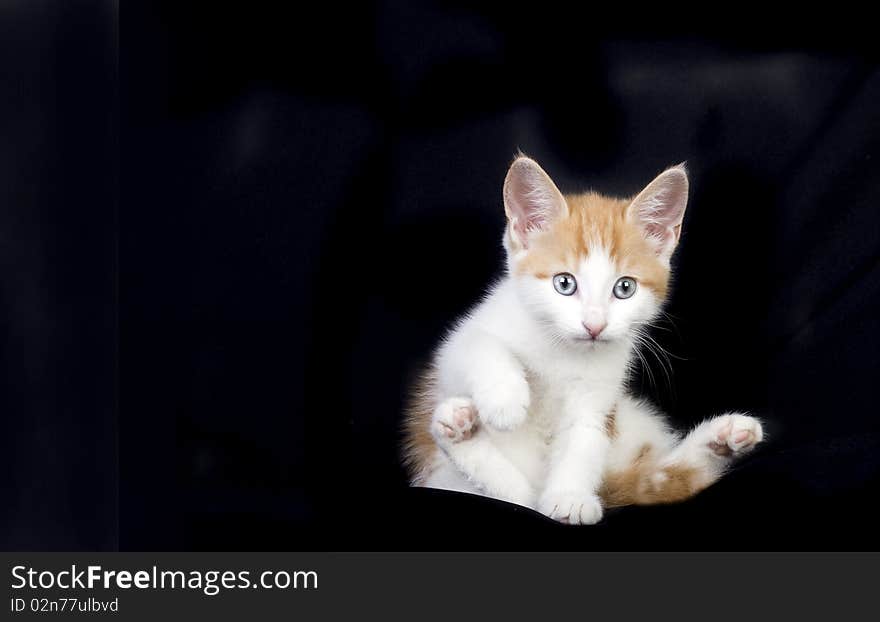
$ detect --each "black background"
[2,1,879,550]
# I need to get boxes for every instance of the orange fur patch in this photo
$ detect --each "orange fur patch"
[401,366,440,483]
[599,443,707,508]
[515,192,670,298]
[604,405,618,439]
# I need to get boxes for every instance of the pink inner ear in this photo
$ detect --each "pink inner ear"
[507,173,544,237]
[632,168,688,253]
[504,158,564,246]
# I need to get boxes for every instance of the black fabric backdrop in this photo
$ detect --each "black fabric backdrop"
[2,1,879,550]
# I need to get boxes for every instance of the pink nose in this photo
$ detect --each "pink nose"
[583,321,606,339]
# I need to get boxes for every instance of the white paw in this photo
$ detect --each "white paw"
[430,397,478,444]
[472,373,530,431]
[708,413,763,457]
[538,490,603,525]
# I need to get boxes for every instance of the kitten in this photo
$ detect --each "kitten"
[402,156,763,524]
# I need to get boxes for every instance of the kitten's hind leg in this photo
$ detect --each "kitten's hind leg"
[429,397,536,509]
[601,400,763,507]
[638,413,763,504]
[660,413,762,480]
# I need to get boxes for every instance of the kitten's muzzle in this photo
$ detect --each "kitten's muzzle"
[582,321,606,340]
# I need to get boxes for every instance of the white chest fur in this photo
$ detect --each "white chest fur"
[434,279,633,488]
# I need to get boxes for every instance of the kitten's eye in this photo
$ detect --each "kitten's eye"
[552,273,577,296]
[613,277,637,299]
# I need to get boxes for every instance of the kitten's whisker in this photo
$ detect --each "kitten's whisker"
[641,330,672,383]
[658,310,684,339]
[631,328,674,396]
[629,333,657,392]
[632,321,688,361]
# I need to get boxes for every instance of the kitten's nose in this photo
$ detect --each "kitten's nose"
[582,321,606,339]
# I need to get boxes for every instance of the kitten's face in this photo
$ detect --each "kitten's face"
[502,157,688,347]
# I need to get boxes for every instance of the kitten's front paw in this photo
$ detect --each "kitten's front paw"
[473,373,530,431]
[430,397,478,445]
[538,490,603,525]
[708,413,763,457]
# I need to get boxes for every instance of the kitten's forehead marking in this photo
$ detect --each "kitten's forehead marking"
[579,244,616,302]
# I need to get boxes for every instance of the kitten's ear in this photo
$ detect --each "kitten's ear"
[628,164,689,263]
[503,156,567,249]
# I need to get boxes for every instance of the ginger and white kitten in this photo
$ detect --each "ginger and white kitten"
[402,156,763,524]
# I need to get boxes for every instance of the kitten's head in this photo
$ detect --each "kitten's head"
[502,156,688,347]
